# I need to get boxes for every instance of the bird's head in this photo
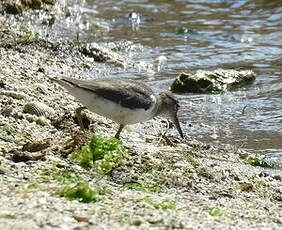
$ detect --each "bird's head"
[157,93,184,138]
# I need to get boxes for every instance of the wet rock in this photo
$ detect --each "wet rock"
[78,44,126,67]
[170,69,256,94]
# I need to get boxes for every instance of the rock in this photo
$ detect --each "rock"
[239,182,254,192]
[170,69,256,94]
[22,139,52,152]
[78,44,127,67]
[10,149,46,162]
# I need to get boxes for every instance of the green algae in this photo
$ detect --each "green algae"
[123,181,161,193]
[205,207,224,217]
[0,214,17,219]
[60,181,100,203]
[245,155,282,169]
[40,166,79,185]
[140,197,177,211]
[71,135,128,175]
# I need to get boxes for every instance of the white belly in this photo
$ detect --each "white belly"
[69,87,156,125]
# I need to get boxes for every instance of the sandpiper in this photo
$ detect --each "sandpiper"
[51,77,184,139]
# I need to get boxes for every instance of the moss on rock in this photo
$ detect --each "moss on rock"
[170,69,256,94]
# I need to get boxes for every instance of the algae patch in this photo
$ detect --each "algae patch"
[40,166,79,185]
[140,197,177,211]
[60,182,100,203]
[205,207,225,217]
[71,135,128,174]
[245,155,282,169]
[0,214,17,219]
[123,181,161,193]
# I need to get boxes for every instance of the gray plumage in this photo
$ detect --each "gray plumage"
[60,77,154,110]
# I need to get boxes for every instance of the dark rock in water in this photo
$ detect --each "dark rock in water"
[170,69,256,94]
[175,26,198,35]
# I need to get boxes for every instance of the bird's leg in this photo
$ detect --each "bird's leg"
[114,124,124,139]
[75,106,87,130]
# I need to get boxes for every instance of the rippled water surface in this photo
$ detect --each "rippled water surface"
[46,0,282,158]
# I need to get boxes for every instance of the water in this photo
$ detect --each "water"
[38,1,282,159]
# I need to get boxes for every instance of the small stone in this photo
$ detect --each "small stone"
[131,219,142,226]
[239,182,253,192]
[37,67,45,73]
[272,175,281,181]
[73,215,89,222]
[22,139,52,152]
[10,149,46,163]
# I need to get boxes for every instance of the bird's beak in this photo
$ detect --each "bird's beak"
[172,115,184,138]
